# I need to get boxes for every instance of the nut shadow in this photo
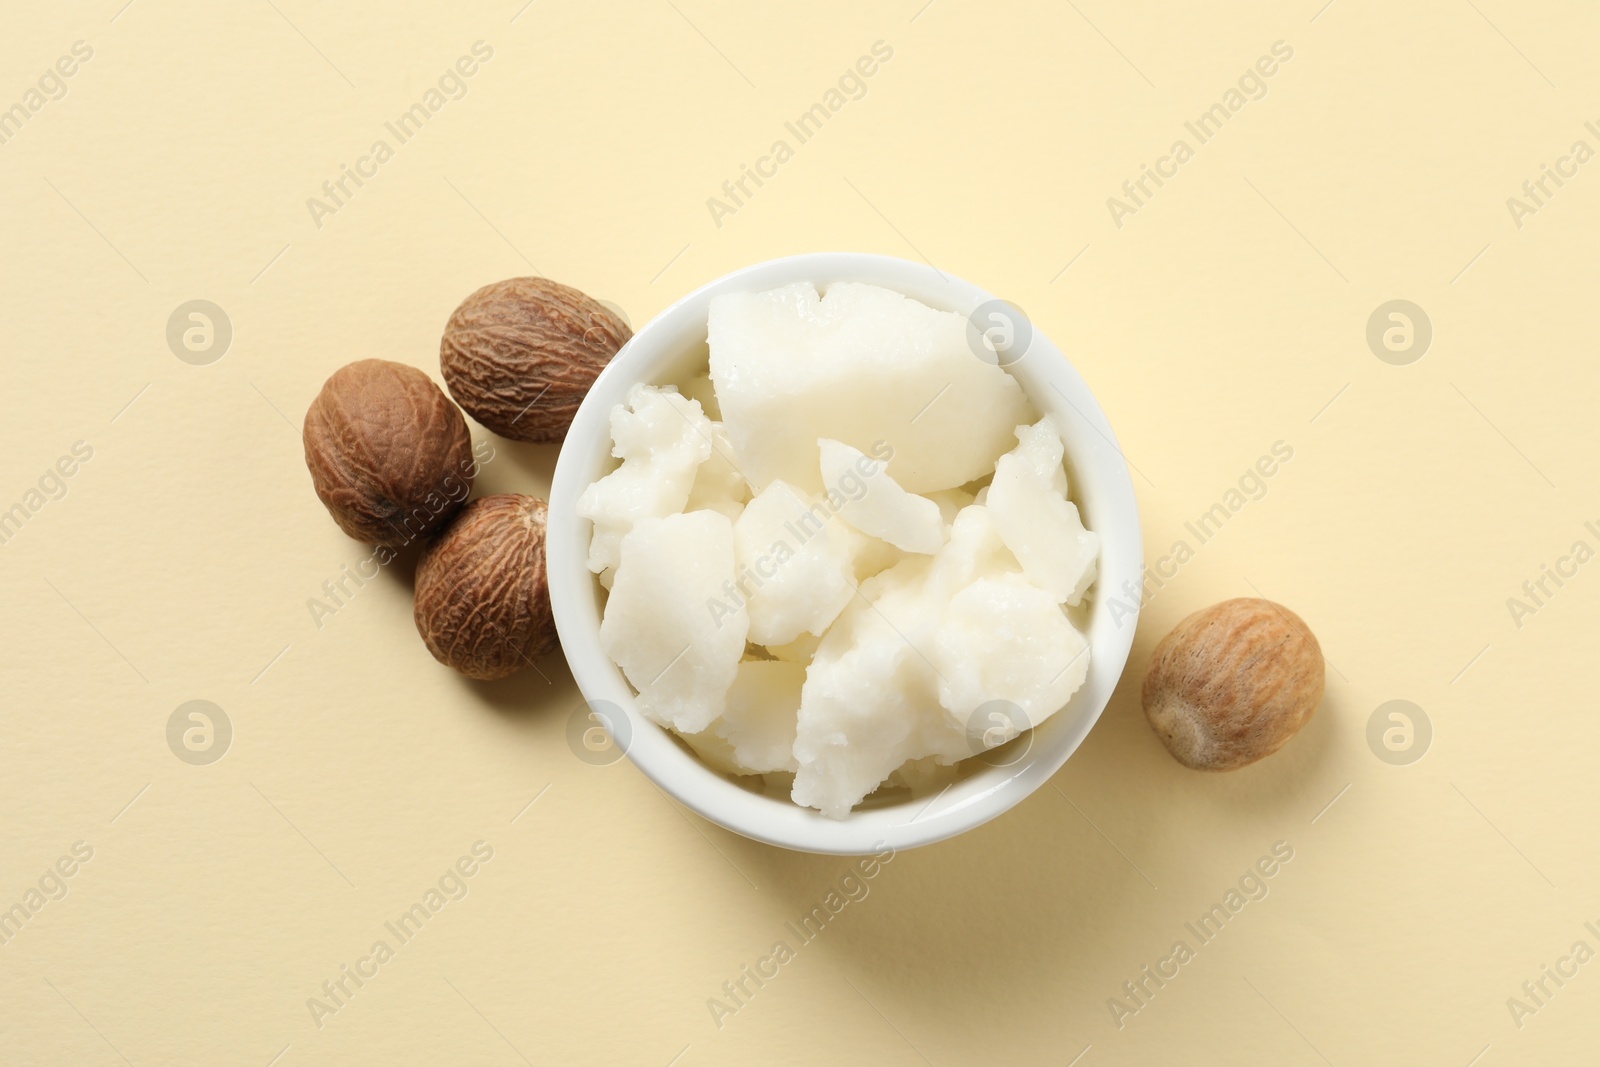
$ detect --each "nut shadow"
[451,651,579,728]
[476,436,562,499]
[374,537,427,596]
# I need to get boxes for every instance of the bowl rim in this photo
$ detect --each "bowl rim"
[548,252,1143,854]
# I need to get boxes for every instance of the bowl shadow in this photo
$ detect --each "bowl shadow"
[700,656,1337,1051]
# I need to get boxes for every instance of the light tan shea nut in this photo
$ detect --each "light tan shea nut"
[303,359,475,547]
[439,277,631,442]
[413,494,558,680]
[1141,598,1324,771]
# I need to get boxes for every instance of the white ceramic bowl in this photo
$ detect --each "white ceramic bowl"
[548,253,1141,854]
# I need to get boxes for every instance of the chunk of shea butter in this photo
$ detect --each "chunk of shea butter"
[926,487,976,526]
[599,511,746,734]
[677,726,745,777]
[678,373,721,420]
[848,533,903,583]
[765,631,822,665]
[714,659,803,772]
[578,384,713,575]
[933,572,1090,732]
[684,421,749,520]
[730,480,856,646]
[791,506,1018,818]
[928,502,1020,593]
[791,559,959,819]
[707,282,1032,494]
[987,417,1099,605]
[818,438,944,554]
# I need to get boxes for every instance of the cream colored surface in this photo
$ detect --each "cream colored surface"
[2,1,1596,1063]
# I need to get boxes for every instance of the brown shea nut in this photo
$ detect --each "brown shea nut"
[414,494,558,680]
[303,359,475,546]
[439,277,631,442]
[1141,598,1324,771]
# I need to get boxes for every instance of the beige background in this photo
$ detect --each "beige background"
[2,0,1596,1063]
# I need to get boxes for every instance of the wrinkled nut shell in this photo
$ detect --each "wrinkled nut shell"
[1141,598,1324,771]
[414,494,558,680]
[303,359,475,546]
[439,277,631,442]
